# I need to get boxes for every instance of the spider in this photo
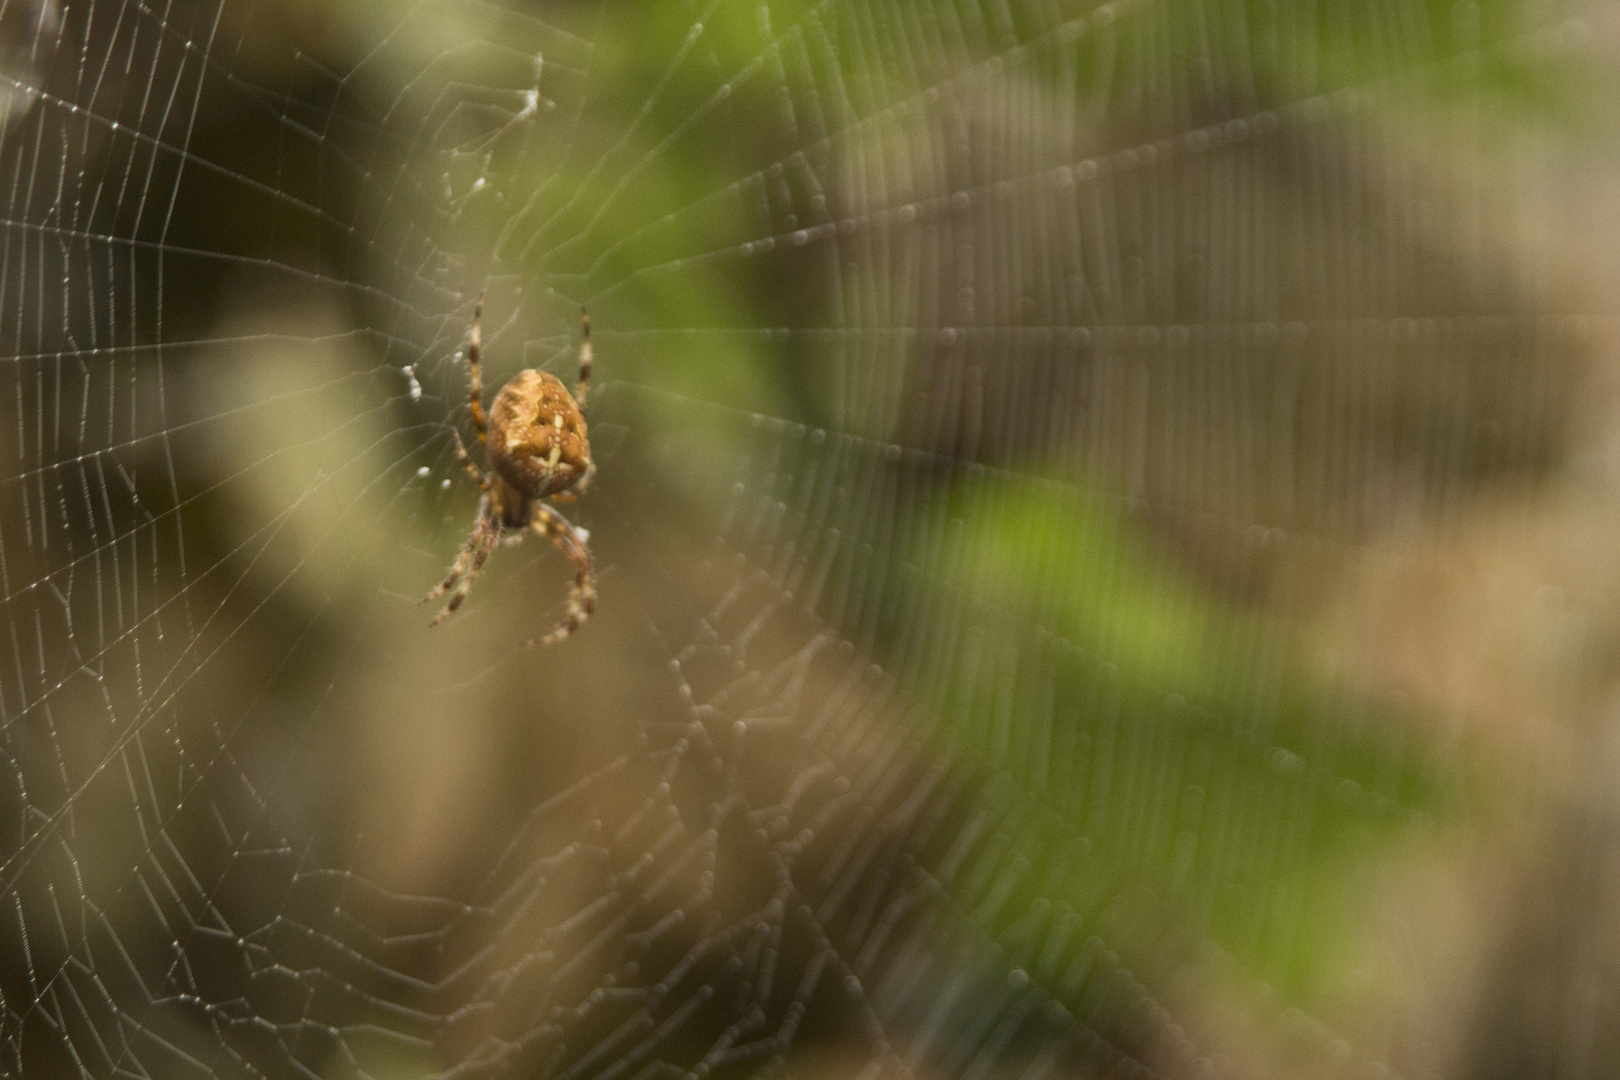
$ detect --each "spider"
[424,297,596,645]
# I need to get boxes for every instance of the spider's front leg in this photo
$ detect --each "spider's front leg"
[523,502,595,645]
[424,495,501,625]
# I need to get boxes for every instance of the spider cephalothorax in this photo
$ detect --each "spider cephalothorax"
[424,299,596,644]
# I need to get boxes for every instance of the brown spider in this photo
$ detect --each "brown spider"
[424,297,596,644]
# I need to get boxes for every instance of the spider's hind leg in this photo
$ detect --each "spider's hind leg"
[465,294,488,441]
[450,430,490,490]
[576,306,591,409]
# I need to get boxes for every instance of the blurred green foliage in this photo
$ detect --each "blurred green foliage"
[906,473,1451,1000]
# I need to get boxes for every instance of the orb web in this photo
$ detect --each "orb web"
[0,0,1596,1078]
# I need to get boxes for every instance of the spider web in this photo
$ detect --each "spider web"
[0,0,1608,1077]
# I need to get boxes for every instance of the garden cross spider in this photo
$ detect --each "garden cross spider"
[423,297,596,645]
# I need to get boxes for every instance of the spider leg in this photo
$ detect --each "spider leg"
[422,498,488,603]
[424,495,498,620]
[427,522,500,626]
[576,306,591,409]
[450,429,491,491]
[467,294,488,443]
[548,460,594,503]
[523,502,595,645]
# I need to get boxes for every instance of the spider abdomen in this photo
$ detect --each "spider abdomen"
[487,369,592,500]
